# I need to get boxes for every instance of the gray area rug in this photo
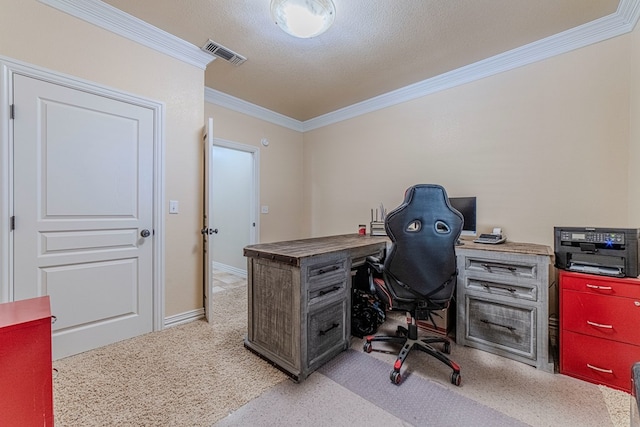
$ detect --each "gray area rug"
[318,349,529,427]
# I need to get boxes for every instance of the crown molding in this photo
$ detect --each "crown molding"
[303,0,640,131]
[39,0,640,131]
[38,0,213,69]
[205,87,304,132]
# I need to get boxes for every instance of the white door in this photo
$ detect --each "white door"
[203,118,258,321]
[13,74,154,359]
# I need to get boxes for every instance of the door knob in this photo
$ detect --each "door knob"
[140,229,151,238]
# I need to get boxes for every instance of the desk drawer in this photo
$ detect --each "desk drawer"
[465,257,537,281]
[562,289,640,343]
[308,279,347,305]
[465,296,535,360]
[466,277,537,301]
[308,300,347,366]
[561,330,640,393]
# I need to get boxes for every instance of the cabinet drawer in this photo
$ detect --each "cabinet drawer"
[466,277,537,301]
[465,257,537,281]
[560,271,640,299]
[306,258,347,283]
[465,296,535,359]
[562,289,640,343]
[308,279,347,304]
[308,301,346,365]
[561,330,640,392]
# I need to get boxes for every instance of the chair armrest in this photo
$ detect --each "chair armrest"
[366,255,384,274]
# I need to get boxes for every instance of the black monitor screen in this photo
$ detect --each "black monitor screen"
[449,197,477,236]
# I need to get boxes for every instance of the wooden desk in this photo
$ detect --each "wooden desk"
[455,239,555,373]
[243,234,387,381]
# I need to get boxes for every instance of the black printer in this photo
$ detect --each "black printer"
[554,227,640,278]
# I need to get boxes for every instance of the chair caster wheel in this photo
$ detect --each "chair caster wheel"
[451,371,462,386]
[390,370,402,385]
[443,341,451,354]
[363,342,373,353]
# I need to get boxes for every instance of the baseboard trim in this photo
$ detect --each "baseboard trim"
[164,308,204,328]
[212,261,247,278]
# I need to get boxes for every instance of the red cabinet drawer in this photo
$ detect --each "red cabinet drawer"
[560,271,640,298]
[562,289,640,343]
[561,330,640,392]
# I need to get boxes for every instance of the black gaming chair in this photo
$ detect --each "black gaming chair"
[363,184,463,386]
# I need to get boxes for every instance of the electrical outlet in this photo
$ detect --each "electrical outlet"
[261,205,269,214]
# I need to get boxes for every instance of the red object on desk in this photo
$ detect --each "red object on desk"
[560,270,640,393]
[0,296,53,426]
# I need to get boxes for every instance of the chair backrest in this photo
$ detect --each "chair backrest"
[383,184,463,304]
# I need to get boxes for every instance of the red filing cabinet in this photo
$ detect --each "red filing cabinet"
[560,270,640,393]
[0,296,54,426]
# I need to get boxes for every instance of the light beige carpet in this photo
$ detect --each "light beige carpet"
[53,287,287,426]
[53,285,631,426]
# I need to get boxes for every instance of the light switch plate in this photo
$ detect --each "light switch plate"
[169,200,179,214]
[261,205,269,214]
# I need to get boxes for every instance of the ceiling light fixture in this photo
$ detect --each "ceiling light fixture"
[270,0,335,39]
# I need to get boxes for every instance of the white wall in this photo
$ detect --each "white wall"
[303,30,634,248]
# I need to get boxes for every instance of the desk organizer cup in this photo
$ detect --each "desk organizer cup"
[370,221,386,236]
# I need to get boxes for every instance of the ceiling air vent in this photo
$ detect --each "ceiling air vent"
[201,39,247,66]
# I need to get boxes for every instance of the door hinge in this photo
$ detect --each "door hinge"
[9,104,14,120]
[10,216,15,231]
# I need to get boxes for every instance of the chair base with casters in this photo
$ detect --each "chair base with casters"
[363,307,462,386]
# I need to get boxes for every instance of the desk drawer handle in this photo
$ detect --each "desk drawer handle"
[319,322,339,336]
[586,364,613,374]
[318,286,341,296]
[585,284,612,290]
[481,263,517,273]
[480,319,516,332]
[318,265,340,275]
[481,283,516,293]
[586,320,613,329]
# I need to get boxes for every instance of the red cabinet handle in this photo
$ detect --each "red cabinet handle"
[586,363,613,374]
[585,284,612,290]
[586,320,613,329]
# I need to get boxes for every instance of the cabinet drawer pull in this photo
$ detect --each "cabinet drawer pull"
[318,286,341,296]
[319,322,339,336]
[481,282,516,293]
[586,320,613,329]
[586,363,613,374]
[51,315,57,324]
[481,263,516,273]
[318,265,340,275]
[480,319,516,332]
[585,284,612,291]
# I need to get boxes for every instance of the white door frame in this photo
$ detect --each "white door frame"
[0,56,165,331]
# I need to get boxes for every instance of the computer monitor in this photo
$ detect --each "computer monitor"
[448,197,477,236]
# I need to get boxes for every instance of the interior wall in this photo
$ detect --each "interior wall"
[204,103,304,243]
[629,23,640,224]
[0,0,205,317]
[303,32,633,248]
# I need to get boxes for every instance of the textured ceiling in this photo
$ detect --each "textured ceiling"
[102,0,619,121]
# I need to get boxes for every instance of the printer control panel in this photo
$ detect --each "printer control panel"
[560,231,625,246]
